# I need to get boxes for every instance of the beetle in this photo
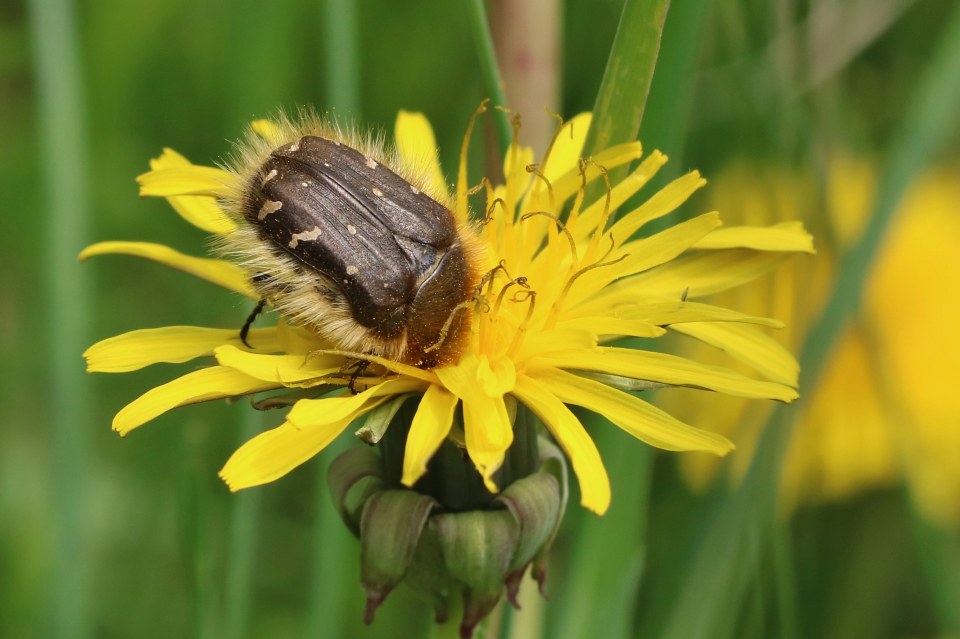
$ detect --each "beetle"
[219,120,484,369]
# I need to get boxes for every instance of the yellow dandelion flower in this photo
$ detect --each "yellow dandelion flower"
[669,158,960,527]
[83,109,811,515]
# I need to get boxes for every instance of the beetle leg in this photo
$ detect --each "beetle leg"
[240,299,267,348]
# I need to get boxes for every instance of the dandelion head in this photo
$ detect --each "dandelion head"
[83,107,811,633]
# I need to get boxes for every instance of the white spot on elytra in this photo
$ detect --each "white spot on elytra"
[257,200,283,220]
[346,265,358,275]
[287,226,322,249]
[410,184,420,195]
[347,224,357,235]
[288,139,301,153]
[301,181,309,187]
[372,187,384,197]
[333,140,341,147]
[365,156,378,169]
[323,162,331,168]
[263,169,278,183]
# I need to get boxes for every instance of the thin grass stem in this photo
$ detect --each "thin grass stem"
[26,0,92,635]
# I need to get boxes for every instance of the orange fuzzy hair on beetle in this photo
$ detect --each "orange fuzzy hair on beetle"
[216,112,485,368]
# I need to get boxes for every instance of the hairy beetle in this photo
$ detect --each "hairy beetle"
[220,118,484,368]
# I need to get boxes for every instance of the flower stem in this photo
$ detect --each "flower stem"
[467,0,513,154]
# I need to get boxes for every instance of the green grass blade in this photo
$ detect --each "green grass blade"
[909,508,960,633]
[584,0,671,155]
[638,0,710,187]
[26,0,92,636]
[305,438,356,639]
[324,0,361,114]
[467,0,512,154]
[223,412,264,639]
[548,429,651,639]
[303,5,362,636]
[547,2,671,636]
[658,5,960,638]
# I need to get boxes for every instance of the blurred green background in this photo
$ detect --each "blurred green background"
[3,0,960,637]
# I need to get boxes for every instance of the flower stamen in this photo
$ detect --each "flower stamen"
[521,210,580,270]
[525,163,556,212]
[585,160,614,252]
[548,237,628,327]
[423,301,474,355]
[457,99,490,220]
[484,197,506,225]
[507,289,537,357]
[566,158,590,228]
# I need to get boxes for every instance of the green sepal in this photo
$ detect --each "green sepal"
[359,489,438,623]
[495,472,561,571]
[530,437,570,594]
[430,509,519,638]
[327,445,384,536]
[355,393,413,445]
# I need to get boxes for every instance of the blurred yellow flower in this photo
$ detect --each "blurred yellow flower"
[669,158,960,527]
[82,111,811,515]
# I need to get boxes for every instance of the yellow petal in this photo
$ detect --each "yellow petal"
[504,143,536,207]
[137,165,233,198]
[606,171,707,245]
[670,322,799,386]
[401,385,459,486]
[557,316,666,339]
[693,222,815,253]
[551,142,644,206]
[534,367,734,454]
[147,148,237,233]
[148,147,190,170]
[476,354,517,397]
[632,300,785,328]
[567,150,668,240]
[220,415,355,491]
[113,366,279,436]
[250,119,282,141]
[515,328,597,362]
[592,249,794,306]
[436,359,514,490]
[166,195,236,235]
[533,346,798,402]
[612,212,723,279]
[541,113,592,182]
[435,352,518,398]
[214,345,342,386]
[79,241,257,299]
[512,374,611,515]
[275,320,327,354]
[222,382,428,490]
[462,392,513,492]
[304,350,438,383]
[85,326,281,373]
[565,213,722,311]
[287,379,428,428]
[395,111,448,197]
